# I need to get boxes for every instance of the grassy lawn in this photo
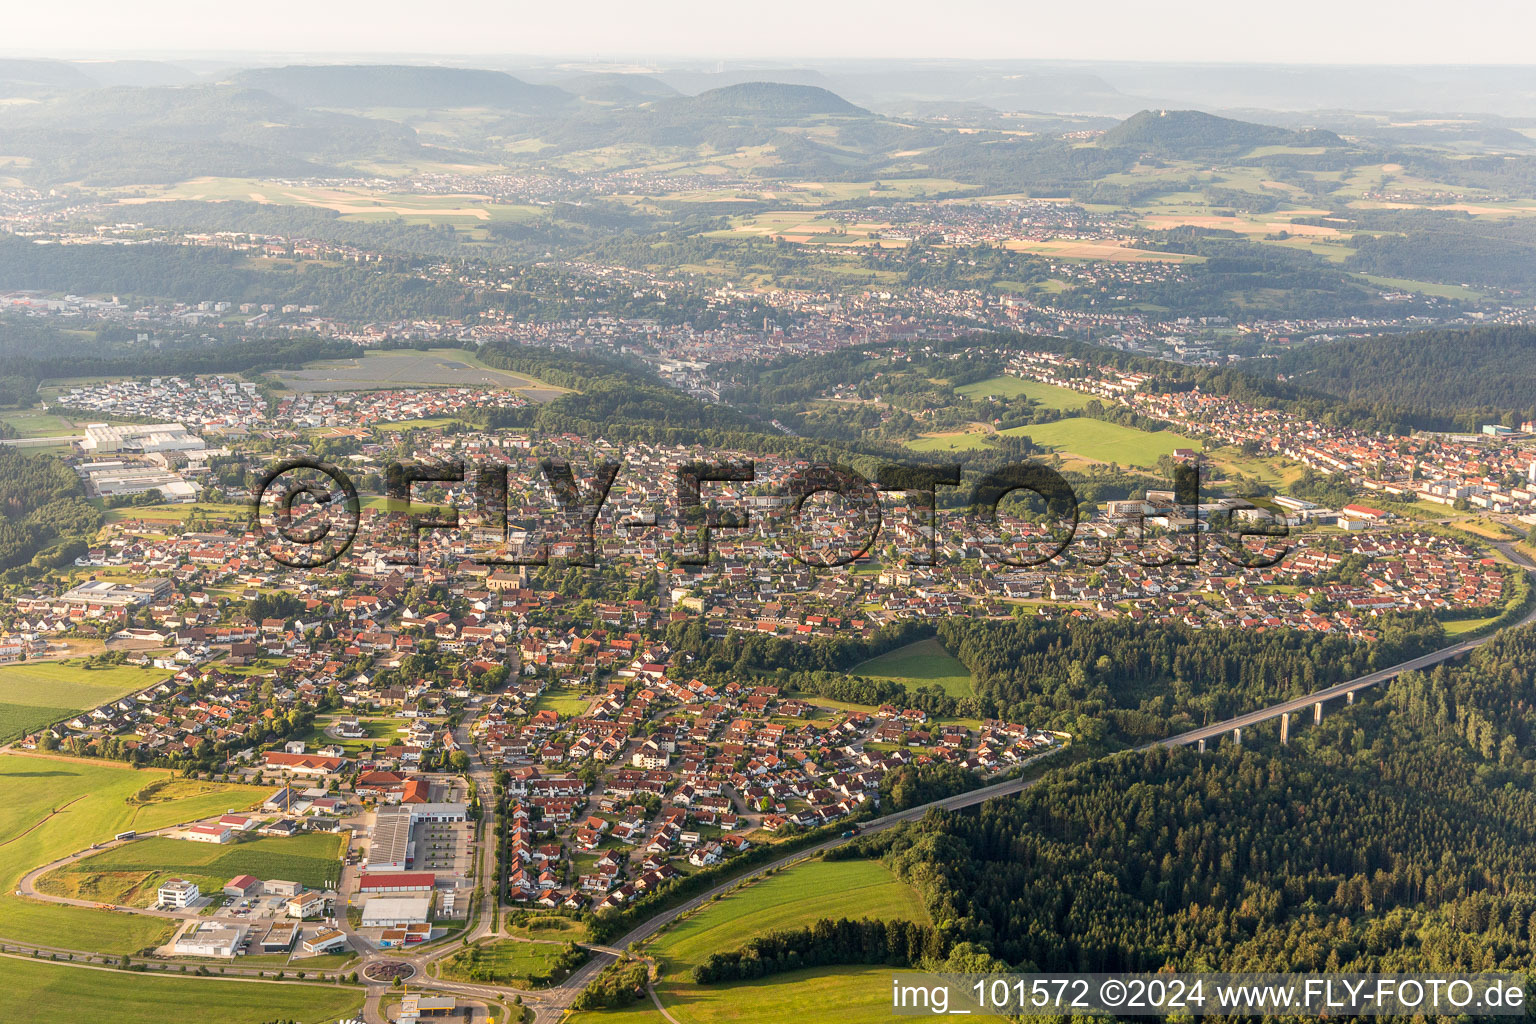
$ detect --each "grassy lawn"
[851,638,974,699]
[0,954,363,1024]
[45,832,346,906]
[0,755,269,953]
[956,375,1096,410]
[438,938,586,987]
[0,661,170,743]
[533,691,595,718]
[999,417,1201,469]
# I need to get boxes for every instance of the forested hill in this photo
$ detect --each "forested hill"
[676,82,869,117]
[1100,109,1344,156]
[231,64,574,112]
[1250,325,1536,430]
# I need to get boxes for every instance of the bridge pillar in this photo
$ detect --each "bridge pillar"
[1280,713,1290,745]
[1233,726,1242,748]
[1197,738,1206,754]
[1314,701,1323,724]
[1347,690,1355,705]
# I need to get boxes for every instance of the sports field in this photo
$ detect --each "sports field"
[0,661,169,743]
[955,375,1097,410]
[0,754,266,953]
[852,638,974,698]
[42,833,344,907]
[268,347,568,398]
[0,955,363,1024]
[999,417,1201,469]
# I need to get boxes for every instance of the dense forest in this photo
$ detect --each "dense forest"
[0,447,101,577]
[805,622,1536,988]
[1253,325,1536,430]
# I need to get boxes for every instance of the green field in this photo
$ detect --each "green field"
[268,346,568,397]
[568,858,1007,1024]
[45,833,345,906]
[851,638,974,699]
[0,755,267,953]
[0,661,169,743]
[999,417,1202,469]
[0,954,363,1024]
[955,375,1097,410]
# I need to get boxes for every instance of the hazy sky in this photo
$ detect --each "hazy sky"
[8,0,1536,64]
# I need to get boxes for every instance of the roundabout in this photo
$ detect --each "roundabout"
[363,960,416,983]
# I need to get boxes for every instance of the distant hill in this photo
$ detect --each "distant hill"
[73,60,200,88]
[1101,109,1344,156]
[0,84,427,184]
[231,64,573,112]
[678,82,868,118]
[0,58,96,97]
[556,72,680,104]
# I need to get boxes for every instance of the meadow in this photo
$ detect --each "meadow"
[998,417,1201,469]
[43,833,345,907]
[851,638,974,699]
[0,954,363,1024]
[955,375,1097,410]
[0,754,266,953]
[0,660,169,743]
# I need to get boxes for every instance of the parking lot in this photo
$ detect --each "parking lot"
[413,819,474,878]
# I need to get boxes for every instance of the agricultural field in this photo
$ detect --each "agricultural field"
[955,375,1097,410]
[0,755,269,953]
[998,417,1202,469]
[43,833,345,907]
[267,347,568,398]
[566,858,1010,1024]
[116,175,542,227]
[0,954,363,1024]
[102,502,250,526]
[851,638,975,699]
[0,660,169,743]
